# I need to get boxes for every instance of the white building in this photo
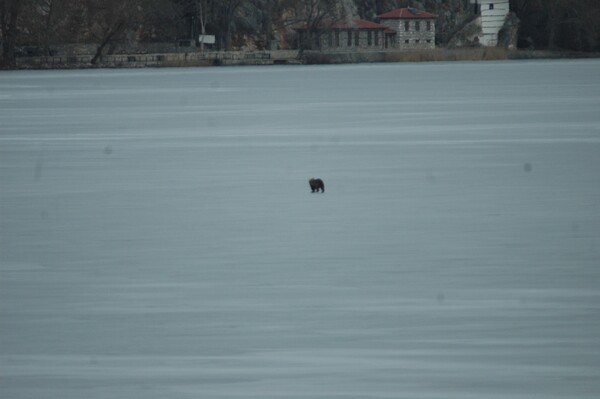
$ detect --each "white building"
[470,0,510,46]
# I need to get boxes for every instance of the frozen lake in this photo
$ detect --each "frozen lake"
[1,60,600,398]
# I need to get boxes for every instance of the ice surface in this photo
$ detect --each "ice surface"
[1,60,600,398]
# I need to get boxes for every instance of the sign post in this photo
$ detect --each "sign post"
[199,35,216,45]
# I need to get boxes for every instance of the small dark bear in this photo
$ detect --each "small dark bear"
[309,178,325,193]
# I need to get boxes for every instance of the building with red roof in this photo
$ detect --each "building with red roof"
[378,8,437,20]
[295,19,392,51]
[377,8,437,49]
[294,8,436,51]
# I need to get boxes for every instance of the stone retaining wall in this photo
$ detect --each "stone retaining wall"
[15,50,301,69]
[13,48,595,69]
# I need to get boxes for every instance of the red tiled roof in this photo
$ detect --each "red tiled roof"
[344,19,390,30]
[377,8,437,19]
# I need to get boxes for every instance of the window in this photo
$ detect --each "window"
[327,32,333,47]
[374,31,379,46]
[347,30,352,46]
[405,39,409,44]
[404,21,410,31]
[355,31,360,46]
[426,21,431,31]
[415,21,420,31]
[335,30,340,47]
[489,3,494,10]
[367,30,372,46]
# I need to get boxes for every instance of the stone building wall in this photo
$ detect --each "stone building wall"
[380,19,436,49]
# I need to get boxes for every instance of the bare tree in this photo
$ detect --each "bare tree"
[291,0,341,50]
[166,0,214,48]
[0,0,25,66]
[560,0,600,51]
[89,0,142,65]
[195,0,213,50]
[212,0,243,50]
[20,0,70,56]
[137,0,184,43]
[40,0,57,56]
[510,0,600,51]
[242,0,293,49]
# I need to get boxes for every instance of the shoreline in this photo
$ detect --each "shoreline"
[4,48,600,70]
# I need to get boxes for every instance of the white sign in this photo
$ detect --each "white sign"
[199,35,215,45]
